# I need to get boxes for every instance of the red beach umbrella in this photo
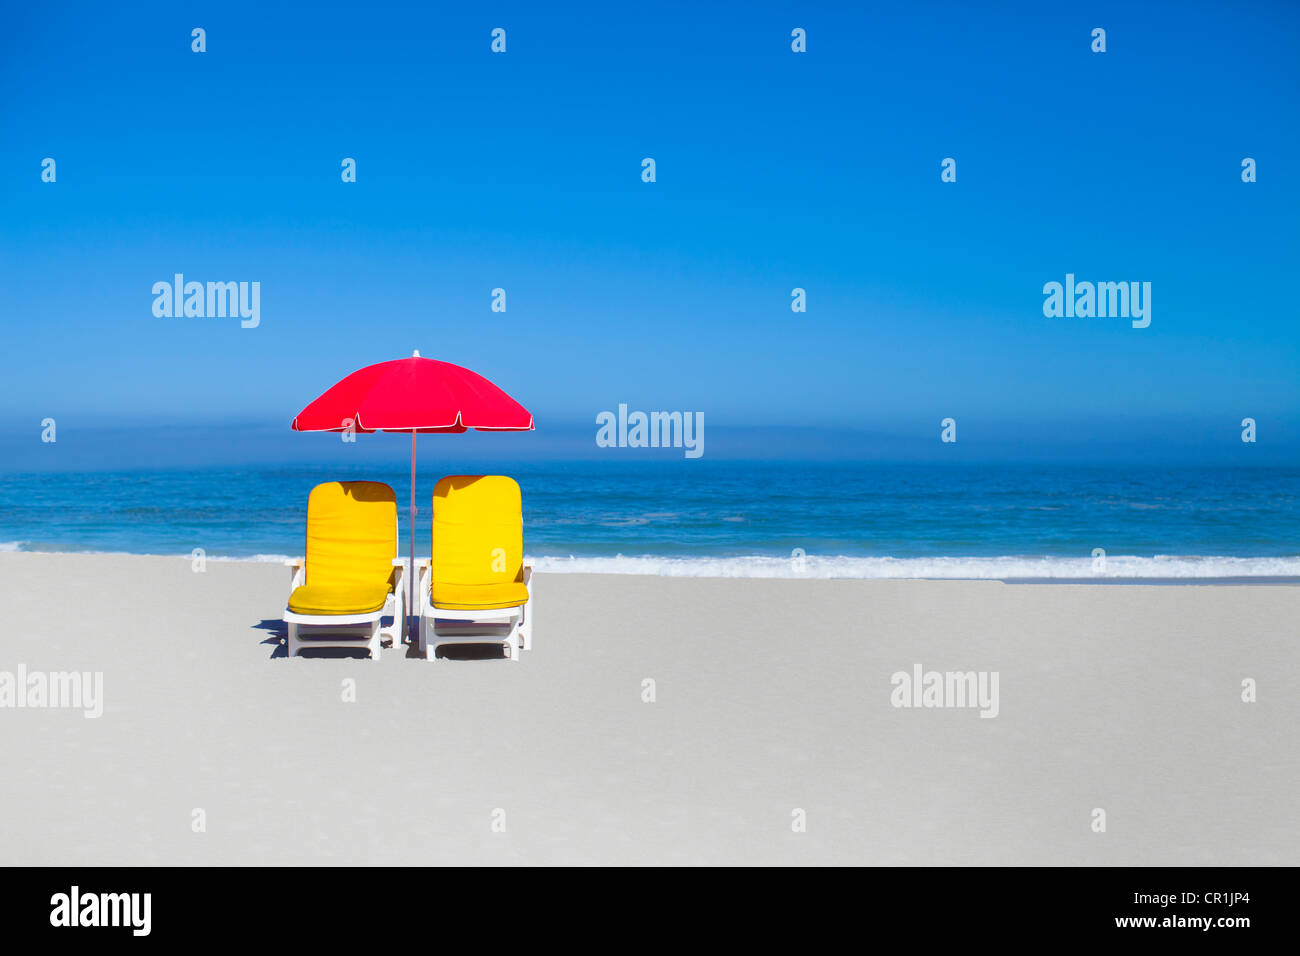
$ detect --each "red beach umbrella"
[292,350,534,640]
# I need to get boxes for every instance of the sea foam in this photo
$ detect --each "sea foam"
[526,553,1300,579]
[2,545,1298,579]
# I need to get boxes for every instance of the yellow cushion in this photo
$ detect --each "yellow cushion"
[288,583,390,616]
[431,580,529,610]
[430,476,527,608]
[304,481,397,591]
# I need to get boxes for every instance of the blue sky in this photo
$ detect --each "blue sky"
[1,0,1297,465]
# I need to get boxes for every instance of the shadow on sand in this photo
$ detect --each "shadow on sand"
[252,619,508,660]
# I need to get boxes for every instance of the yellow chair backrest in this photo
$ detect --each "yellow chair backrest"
[431,476,524,587]
[305,481,397,589]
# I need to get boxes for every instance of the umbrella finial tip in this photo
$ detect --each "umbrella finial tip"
[412,349,421,357]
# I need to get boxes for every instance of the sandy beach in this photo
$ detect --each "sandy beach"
[1,550,1296,866]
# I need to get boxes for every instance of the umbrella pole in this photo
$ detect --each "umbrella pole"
[409,430,417,645]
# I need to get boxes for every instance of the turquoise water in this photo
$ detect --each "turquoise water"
[0,462,1296,577]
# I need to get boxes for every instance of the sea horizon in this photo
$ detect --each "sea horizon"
[3,459,1295,578]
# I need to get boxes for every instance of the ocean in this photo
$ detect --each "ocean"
[0,461,1297,578]
[0,463,1294,580]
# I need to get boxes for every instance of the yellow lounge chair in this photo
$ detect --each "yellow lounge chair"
[417,475,534,661]
[283,481,405,659]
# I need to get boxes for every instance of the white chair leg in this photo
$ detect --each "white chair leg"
[287,621,298,658]
[395,565,405,646]
[519,602,532,652]
[420,612,432,660]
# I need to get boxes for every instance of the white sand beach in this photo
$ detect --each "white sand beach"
[1,551,1296,866]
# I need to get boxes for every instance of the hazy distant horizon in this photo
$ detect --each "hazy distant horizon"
[3,415,1299,472]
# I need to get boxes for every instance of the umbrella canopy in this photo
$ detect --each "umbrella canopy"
[291,353,533,433]
[292,351,533,642]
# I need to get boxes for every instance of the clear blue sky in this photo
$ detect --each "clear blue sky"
[1,0,1297,464]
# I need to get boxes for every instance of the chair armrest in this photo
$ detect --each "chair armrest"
[414,559,432,612]
[519,561,535,651]
[285,558,305,589]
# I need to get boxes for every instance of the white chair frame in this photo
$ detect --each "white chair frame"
[282,517,405,660]
[417,561,533,661]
